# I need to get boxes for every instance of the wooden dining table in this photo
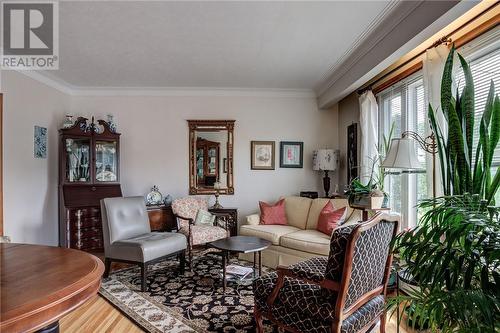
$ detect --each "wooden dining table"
[1,243,104,333]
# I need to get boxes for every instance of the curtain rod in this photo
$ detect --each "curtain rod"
[356,2,498,96]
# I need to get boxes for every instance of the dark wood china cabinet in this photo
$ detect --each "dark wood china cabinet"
[59,117,122,252]
[196,138,220,187]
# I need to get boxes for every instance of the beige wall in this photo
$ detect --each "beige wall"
[337,92,360,191]
[1,71,340,245]
[1,71,70,245]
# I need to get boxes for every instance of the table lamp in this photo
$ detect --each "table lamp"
[212,181,223,209]
[313,149,338,197]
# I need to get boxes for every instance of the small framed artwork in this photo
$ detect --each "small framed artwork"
[280,141,303,168]
[34,125,47,159]
[251,141,275,170]
[223,158,228,173]
[347,123,358,183]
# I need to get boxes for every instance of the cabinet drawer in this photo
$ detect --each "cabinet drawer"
[71,236,103,251]
[70,226,102,240]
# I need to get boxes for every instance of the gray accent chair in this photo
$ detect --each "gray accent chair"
[101,196,187,292]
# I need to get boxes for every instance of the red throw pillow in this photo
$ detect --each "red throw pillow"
[317,201,347,235]
[259,199,288,225]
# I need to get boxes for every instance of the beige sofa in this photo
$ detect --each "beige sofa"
[239,196,363,268]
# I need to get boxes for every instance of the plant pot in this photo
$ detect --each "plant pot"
[370,196,384,209]
[351,193,370,207]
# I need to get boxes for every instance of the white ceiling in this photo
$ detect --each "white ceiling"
[47,1,396,90]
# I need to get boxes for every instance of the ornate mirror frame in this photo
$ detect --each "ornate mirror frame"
[188,120,235,195]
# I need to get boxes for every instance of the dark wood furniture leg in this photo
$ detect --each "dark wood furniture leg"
[253,252,257,278]
[179,250,186,273]
[222,250,227,293]
[37,321,59,333]
[140,263,147,292]
[254,307,264,333]
[103,258,111,278]
[258,251,262,276]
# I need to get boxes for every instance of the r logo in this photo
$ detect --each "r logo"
[2,3,54,55]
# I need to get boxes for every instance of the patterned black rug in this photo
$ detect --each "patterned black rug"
[100,253,279,333]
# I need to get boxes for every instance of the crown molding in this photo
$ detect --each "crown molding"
[15,71,316,98]
[316,0,423,97]
[69,86,316,98]
[315,0,400,91]
[16,70,74,95]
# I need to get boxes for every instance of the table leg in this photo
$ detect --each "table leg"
[259,251,262,276]
[253,252,257,278]
[222,251,227,293]
[37,321,59,333]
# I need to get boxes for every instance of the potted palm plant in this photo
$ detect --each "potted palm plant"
[388,47,500,332]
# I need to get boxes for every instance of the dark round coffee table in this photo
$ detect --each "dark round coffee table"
[208,236,271,293]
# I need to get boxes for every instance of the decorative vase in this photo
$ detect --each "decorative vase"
[107,114,117,133]
[63,114,74,128]
[163,194,173,206]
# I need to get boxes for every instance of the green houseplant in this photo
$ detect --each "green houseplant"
[388,47,500,332]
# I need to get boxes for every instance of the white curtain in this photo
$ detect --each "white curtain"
[422,44,451,197]
[359,91,379,185]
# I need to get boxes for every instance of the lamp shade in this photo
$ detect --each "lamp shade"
[313,149,337,171]
[381,138,423,170]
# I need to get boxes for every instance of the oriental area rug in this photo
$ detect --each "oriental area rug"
[99,253,279,333]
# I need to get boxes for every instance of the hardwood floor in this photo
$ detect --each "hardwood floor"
[60,295,409,333]
[60,296,143,333]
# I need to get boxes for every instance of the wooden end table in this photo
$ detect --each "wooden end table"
[208,236,271,293]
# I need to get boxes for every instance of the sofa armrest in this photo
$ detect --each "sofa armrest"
[246,214,260,225]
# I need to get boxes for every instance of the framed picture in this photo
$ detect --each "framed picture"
[280,141,303,168]
[223,157,228,173]
[347,123,358,183]
[34,125,47,159]
[251,141,275,170]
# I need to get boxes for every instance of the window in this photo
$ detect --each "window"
[377,29,500,228]
[377,74,427,228]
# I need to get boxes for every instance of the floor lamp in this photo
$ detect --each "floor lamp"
[381,131,437,333]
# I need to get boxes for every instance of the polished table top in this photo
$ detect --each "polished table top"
[0,243,104,333]
[208,236,271,253]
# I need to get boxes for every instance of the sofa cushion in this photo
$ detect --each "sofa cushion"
[280,229,331,256]
[240,224,300,245]
[317,203,347,236]
[306,198,354,230]
[283,196,312,230]
[259,199,288,225]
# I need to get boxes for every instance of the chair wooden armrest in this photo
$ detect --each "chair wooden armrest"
[173,214,195,224]
[266,265,340,308]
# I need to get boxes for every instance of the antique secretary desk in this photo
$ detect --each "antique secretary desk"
[58,117,122,252]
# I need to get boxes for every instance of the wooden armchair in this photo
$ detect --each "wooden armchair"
[171,197,229,269]
[253,213,400,333]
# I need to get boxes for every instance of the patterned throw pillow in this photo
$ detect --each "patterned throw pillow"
[316,201,347,235]
[259,199,288,225]
[194,209,215,226]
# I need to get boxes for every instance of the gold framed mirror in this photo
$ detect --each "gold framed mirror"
[188,120,235,195]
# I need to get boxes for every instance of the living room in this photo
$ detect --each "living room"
[0,1,498,332]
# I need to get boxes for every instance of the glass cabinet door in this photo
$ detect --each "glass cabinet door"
[65,138,91,182]
[95,140,118,182]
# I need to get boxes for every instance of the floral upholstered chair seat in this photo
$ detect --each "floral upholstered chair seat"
[253,213,400,333]
[171,197,229,267]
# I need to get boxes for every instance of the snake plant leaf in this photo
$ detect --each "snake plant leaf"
[458,53,475,163]
[428,105,448,194]
[480,116,490,194]
[486,166,500,205]
[441,46,455,121]
[448,101,466,193]
[488,93,500,166]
